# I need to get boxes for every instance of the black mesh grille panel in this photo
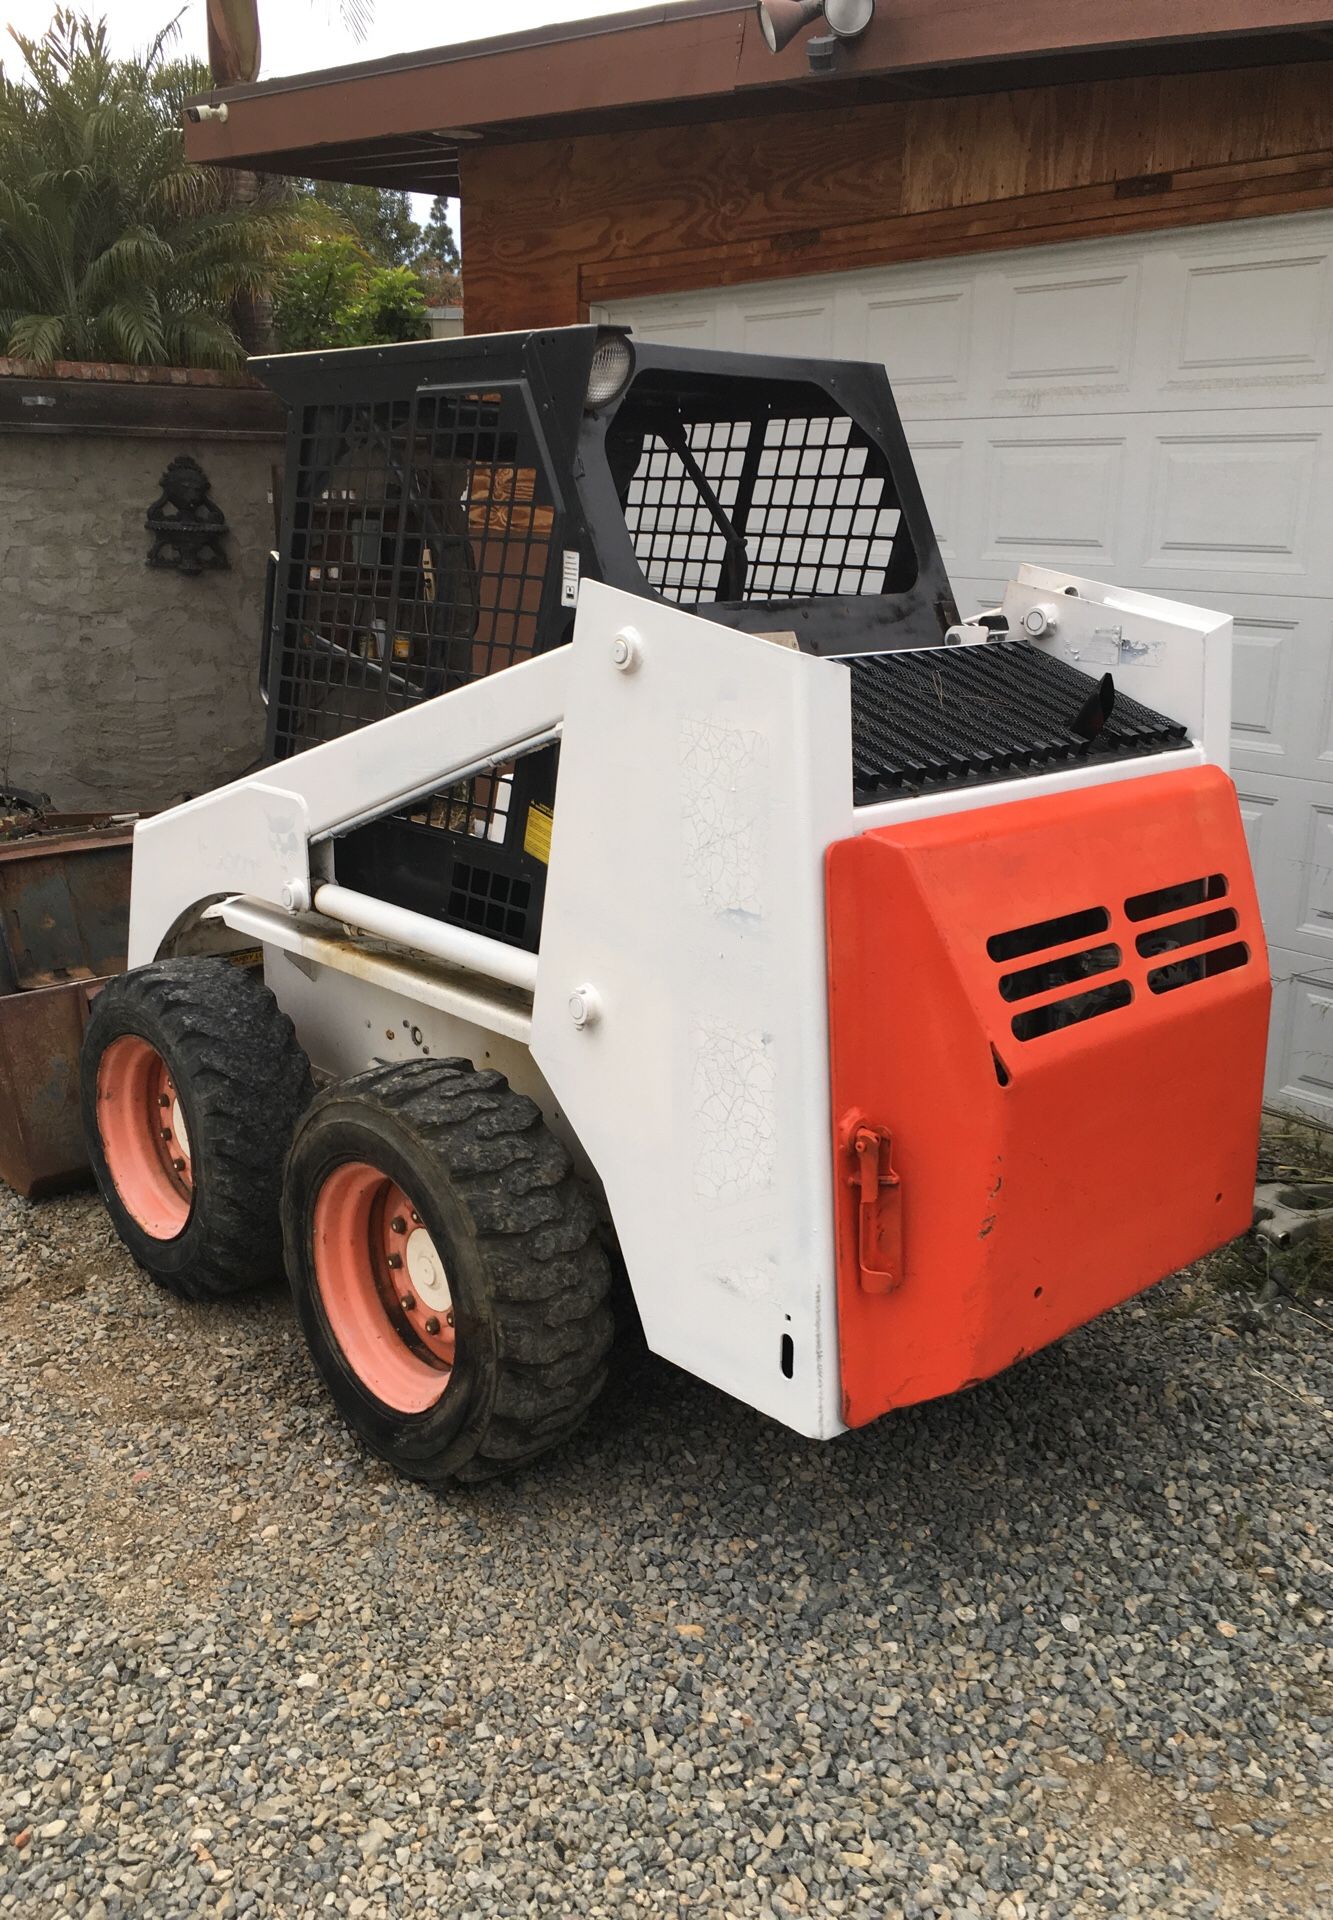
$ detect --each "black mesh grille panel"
[275,385,556,840]
[614,386,910,606]
[625,419,748,603]
[850,641,1191,803]
[446,858,534,943]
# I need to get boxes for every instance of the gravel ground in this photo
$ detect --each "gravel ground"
[0,1180,1330,1920]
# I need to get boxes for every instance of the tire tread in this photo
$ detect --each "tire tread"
[294,1059,613,1481]
[84,960,313,1301]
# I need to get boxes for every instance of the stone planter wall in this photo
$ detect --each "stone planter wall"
[0,360,287,812]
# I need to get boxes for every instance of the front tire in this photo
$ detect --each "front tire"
[81,959,314,1301]
[282,1060,614,1484]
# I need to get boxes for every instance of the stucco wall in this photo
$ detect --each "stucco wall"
[0,369,284,812]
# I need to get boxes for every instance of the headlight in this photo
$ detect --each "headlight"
[585,330,635,411]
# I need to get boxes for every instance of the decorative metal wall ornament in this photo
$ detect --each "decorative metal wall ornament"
[145,456,231,575]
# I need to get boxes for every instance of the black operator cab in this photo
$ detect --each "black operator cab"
[255,324,1186,955]
[253,324,959,955]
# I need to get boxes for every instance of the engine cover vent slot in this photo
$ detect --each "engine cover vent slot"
[984,861,1256,1039]
[1148,943,1250,996]
[1011,980,1133,1041]
[999,944,1122,1003]
[988,904,1130,1040]
[1126,873,1228,922]
[1118,872,1251,997]
[987,905,1109,963]
[1136,908,1238,959]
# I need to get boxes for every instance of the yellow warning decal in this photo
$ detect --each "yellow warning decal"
[524,803,554,866]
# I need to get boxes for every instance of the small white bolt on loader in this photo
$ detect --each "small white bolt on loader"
[81,327,1270,1482]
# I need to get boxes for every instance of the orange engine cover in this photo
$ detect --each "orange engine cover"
[826,766,1270,1429]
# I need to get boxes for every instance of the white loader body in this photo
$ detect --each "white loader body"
[128,569,1236,1438]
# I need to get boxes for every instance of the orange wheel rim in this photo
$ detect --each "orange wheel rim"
[312,1163,456,1416]
[96,1036,194,1239]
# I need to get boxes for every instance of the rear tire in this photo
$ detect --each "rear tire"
[282,1059,614,1485]
[81,959,314,1301]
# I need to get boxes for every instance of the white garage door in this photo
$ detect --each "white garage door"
[597,212,1333,1119]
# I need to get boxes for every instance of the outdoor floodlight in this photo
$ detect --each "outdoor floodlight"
[823,0,876,37]
[756,0,876,54]
[756,0,824,55]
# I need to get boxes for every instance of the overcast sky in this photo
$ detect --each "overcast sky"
[3,1,661,76]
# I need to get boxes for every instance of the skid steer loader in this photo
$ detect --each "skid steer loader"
[80,326,1270,1483]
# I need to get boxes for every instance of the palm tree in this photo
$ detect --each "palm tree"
[0,11,298,367]
[203,0,374,349]
[206,1,373,86]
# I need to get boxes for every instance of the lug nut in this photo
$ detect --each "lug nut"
[172,1157,186,1172]
[387,1253,403,1271]
[158,1094,171,1109]
[411,1211,420,1224]
[160,1127,173,1142]
[425,1317,441,1336]
[446,1310,454,1328]
[390,1216,407,1235]
[400,1295,416,1313]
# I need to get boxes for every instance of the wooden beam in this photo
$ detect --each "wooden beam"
[186,0,1333,177]
[460,61,1333,333]
[580,157,1333,307]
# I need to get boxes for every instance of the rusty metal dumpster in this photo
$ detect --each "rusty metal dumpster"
[0,815,135,1198]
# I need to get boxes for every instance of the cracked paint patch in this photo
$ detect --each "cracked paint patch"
[692,1020,777,1202]
[680,715,768,917]
[713,1260,778,1303]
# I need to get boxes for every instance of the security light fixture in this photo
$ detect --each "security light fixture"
[755,0,824,54]
[805,33,838,72]
[824,0,876,36]
[756,0,875,54]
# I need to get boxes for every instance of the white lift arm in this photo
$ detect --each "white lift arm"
[127,647,570,969]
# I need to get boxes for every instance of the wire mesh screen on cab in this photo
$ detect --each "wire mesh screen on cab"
[608,378,917,606]
[273,384,556,840]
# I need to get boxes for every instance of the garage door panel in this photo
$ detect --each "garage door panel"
[620,307,722,350]
[1264,944,1333,1122]
[994,263,1140,390]
[1218,598,1333,783]
[1235,782,1283,894]
[1294,794,1333,953]
[1141,418,1329,593]
[736,296,834,357]
[1167,242,1333,391]
[947,575,1009,620]
[861,285,974,400]
[1231,613,1293,765]
[1232,773,1327,953]
[907,436,966,560]
[979,430,1125,571]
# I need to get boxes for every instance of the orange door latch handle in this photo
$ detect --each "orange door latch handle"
[848,1122,903,1295]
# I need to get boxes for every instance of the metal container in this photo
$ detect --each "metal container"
[0,816,134,1198]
